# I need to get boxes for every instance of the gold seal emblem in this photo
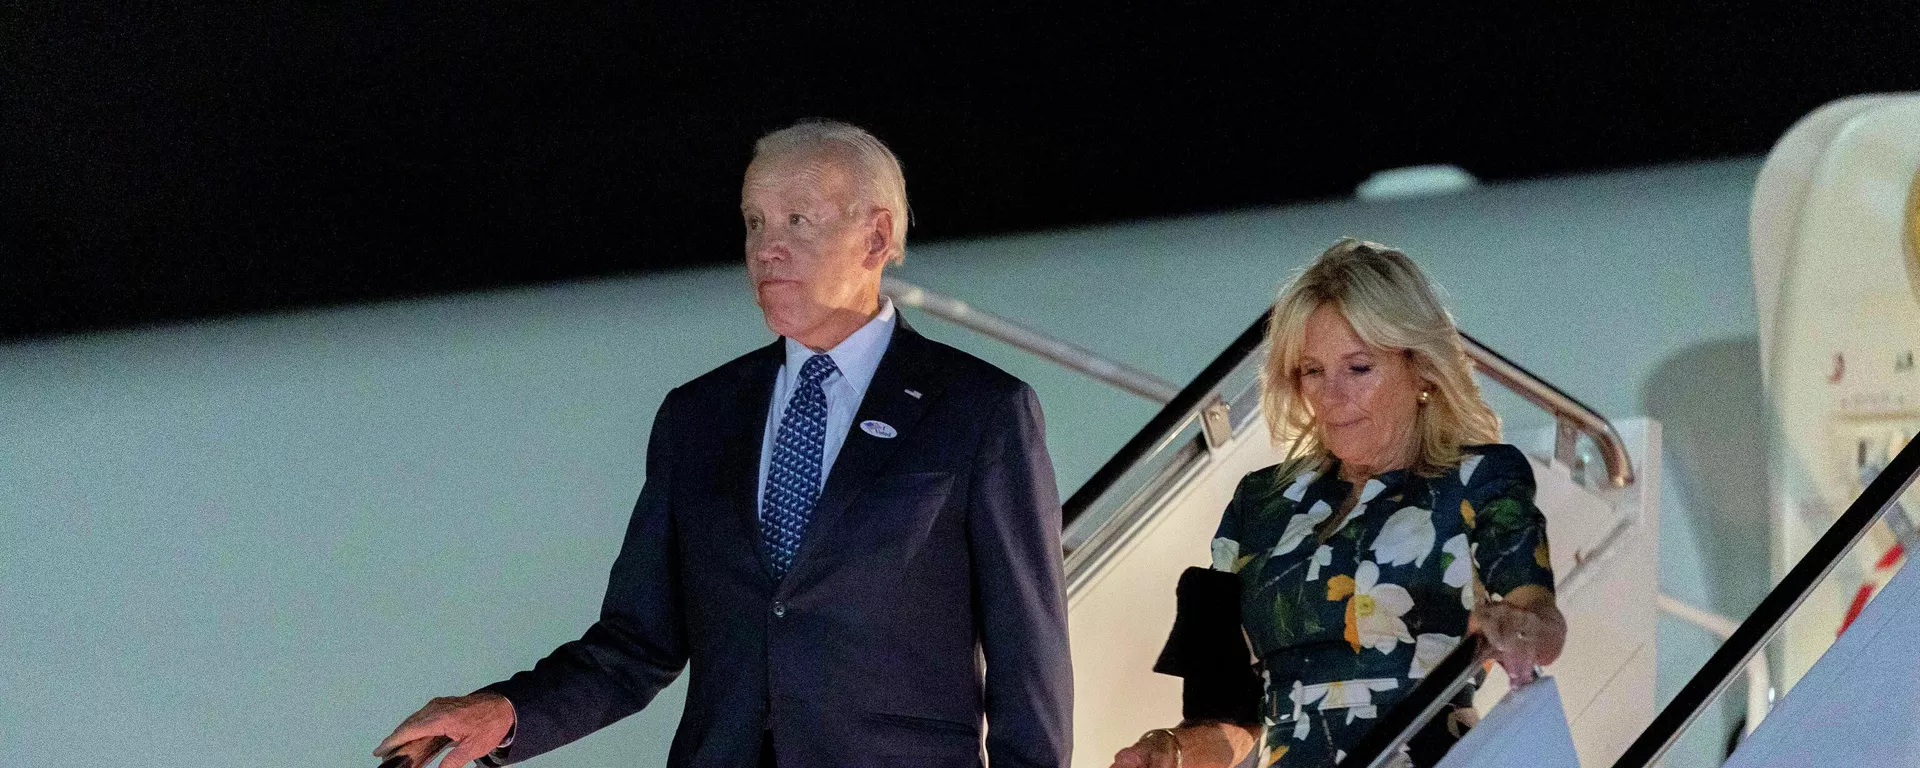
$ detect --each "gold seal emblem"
[1908,166,1920,308]
[1909,167,1920,266]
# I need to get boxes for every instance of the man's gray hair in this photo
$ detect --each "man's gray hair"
[752,119,910,264]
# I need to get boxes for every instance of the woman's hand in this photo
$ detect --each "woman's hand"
[1110,728,1182,768]
[1468,585,1566,686]
[1109,722,1260,768]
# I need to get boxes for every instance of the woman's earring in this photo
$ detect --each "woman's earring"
[1418,390,1431,405]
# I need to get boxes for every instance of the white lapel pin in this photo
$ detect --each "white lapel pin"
[860,420,898,439]
[904,388,922,399]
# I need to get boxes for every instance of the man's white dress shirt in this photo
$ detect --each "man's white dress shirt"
[756,297,897,520]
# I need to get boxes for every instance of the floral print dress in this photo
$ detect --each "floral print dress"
[1209,444,1554,767]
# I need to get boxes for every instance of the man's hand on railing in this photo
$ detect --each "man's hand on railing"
[1469,585,1567,686]
[374,692,514,768]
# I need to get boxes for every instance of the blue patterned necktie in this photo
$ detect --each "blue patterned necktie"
[762,354,838,578]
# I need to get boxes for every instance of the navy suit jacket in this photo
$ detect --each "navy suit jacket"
[483,317,1073,768]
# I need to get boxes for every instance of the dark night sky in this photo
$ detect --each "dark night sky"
[4,2,1917,339]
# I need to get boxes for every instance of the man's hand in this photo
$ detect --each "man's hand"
[375,692,515,768]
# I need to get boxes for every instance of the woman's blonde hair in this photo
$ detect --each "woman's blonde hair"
[1260,238,1501,476]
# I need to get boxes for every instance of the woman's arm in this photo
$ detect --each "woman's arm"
[1116,474,1272,768]
[1463,445,1567,684]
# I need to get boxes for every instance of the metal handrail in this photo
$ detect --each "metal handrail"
[882,277,1181,403]
[1610,431,1920,767]
[1339,637,1490,768]
[883,278,1635,499]
[1462,332,1635,488]
[886,277,1638,530]
[1055,310,1271,528]
[1656,593,1772,736]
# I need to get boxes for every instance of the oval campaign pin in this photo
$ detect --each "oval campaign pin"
[860,420,897,439]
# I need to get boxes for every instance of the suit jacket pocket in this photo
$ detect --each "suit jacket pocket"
[856,710,983,765]
[839,471,958,563]
[865,470,955,500]
[862,710,980,737]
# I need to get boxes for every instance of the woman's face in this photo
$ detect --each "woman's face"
[1297,304,1425,474]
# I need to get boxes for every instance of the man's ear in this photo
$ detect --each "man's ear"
[861,207,894,269]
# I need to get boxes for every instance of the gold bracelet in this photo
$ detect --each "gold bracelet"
[1147,727,1184,768]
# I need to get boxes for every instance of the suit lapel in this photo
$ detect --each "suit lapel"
[783,317,947,585]
[719,340,783,583]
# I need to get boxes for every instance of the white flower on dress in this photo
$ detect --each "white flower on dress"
[1441,533,1473,609]
[1261,668,1276,728]
[1337,561,1416,654]
[1306,544,1333,581]
[1459,453,1485,485]
[1212,537,1241,572]
[1372,506,1437,568]
[1274,500,1333,554]
[1289,680,1315,740]
[1343,478,1389,527]
[1283,470,1320,502]
[1317,678,1400,724]
[1408,633,1462,679]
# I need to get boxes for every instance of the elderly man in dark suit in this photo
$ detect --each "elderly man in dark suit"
[375,119,1073,768]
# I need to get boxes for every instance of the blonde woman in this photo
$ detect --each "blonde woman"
[1111,240,1566,768]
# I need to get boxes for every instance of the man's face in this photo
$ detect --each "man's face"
[741,153,887,346]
